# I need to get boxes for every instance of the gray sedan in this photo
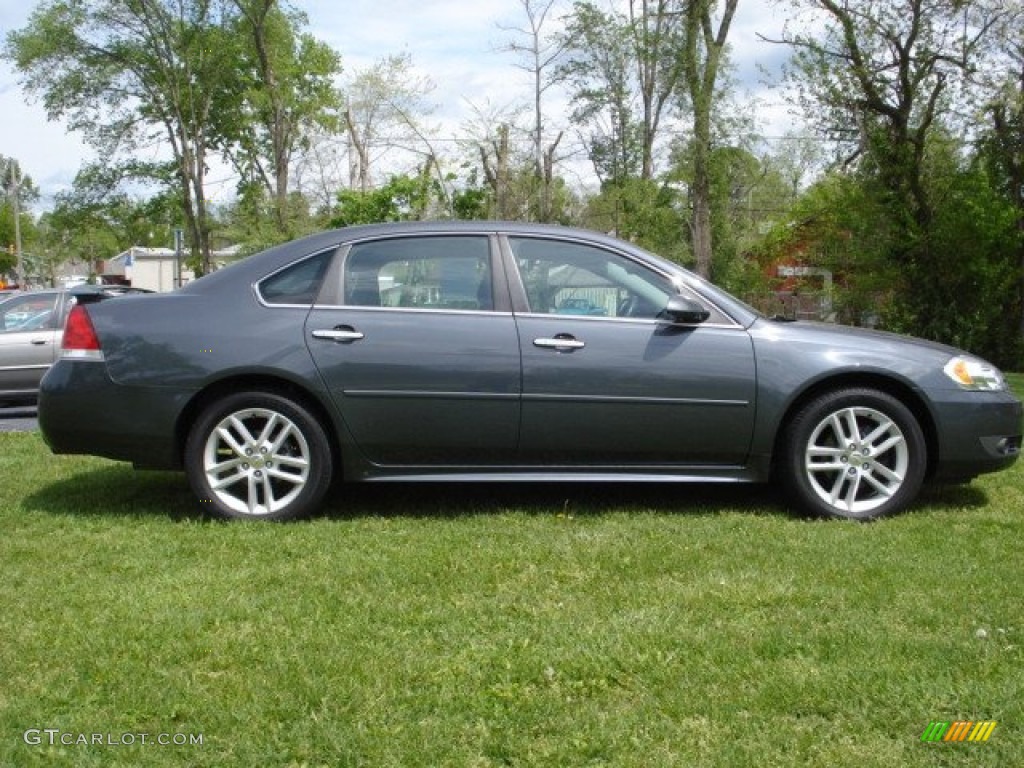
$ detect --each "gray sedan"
[38,222,1022,521]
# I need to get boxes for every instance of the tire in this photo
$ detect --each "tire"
[185,391,334,521]
[779,388,927,521]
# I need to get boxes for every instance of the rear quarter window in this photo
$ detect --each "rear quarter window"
[258,249,334,306]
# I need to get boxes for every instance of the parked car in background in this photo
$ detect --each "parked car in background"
[556,297,608,316]
[0,285,151,406]
[38,222,1022,522]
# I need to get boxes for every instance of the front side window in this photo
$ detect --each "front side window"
[509,238,675,320]
[343,236,494,311]
[0,294,60,332]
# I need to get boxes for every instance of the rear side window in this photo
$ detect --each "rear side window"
[258,249,334,306]
[0,293,60,332]
[343,236,494,311]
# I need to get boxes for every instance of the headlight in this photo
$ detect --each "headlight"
[943,356,1007,391]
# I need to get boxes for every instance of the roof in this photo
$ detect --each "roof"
[109,244,243,265]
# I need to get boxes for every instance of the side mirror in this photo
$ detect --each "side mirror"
[662,295,710,325]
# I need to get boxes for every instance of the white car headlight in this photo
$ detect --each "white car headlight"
[943,356,1007,392]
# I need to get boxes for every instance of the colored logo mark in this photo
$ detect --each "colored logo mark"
[921,721,997,742]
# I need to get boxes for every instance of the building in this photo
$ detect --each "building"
[103,245,242,292]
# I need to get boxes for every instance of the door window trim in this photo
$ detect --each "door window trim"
[314,233,512,315]
[254,247,340,309]
[497,234,743,329]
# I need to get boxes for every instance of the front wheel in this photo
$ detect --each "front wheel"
[185,391,334,521]
[780,388,927,520]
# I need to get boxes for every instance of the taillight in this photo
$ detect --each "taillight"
[61,304,105,360]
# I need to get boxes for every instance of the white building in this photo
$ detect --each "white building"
[104,245,242,292]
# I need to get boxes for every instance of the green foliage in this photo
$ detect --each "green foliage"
[0,202,20,274]
[558,2,655,182]
[219,181,322,254]
[4,0,341,269]
[451,183,491,221]
[887,156,1023,365]
[754,135,1023,367]
[751,171,899,324]
[580,177,689,263]
[216,0,342,235]
[330,174,436,228]
[4,0,243,270]
[47,178,180,253]
[1,157,39,274]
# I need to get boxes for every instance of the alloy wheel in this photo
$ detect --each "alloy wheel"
[202,407,312,516]
[803,405,910,516]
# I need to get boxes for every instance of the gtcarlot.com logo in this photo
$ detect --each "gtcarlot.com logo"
[24,729,203,747]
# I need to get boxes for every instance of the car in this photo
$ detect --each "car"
[556,297,608,316]
[38,222,1021,522]
[0,285,152,406]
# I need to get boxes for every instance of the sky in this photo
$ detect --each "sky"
[0,0,797,211]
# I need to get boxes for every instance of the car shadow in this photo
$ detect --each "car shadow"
[319,481,792,521]
[914,482,992,510]
[22,466,202,521]
[22,465,792,521]
[23,466,990,522]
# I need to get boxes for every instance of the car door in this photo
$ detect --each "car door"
[305,234,522,467]
[506,236,757,466]
[0,292,62,397]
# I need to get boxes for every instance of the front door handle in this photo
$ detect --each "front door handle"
[311,326,365,343]
[533,334,585,352]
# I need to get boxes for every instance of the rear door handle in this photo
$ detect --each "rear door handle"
[533,334,585,351]
[30,338,49,346]
[311,326,365,343]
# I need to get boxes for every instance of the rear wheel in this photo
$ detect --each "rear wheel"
[780,388,927,520]
[185,391,333,521]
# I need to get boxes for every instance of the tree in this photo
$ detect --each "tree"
[1,157,39,277]
[462,101,530,219]
[330,172,436,228]
[752,170,900,324]
[774,0,1011,345]
[776,0,1004,232]
[218,0,342,236]
[499,0,568,221]
[973,7,1024,350]
[680,0,739,278]
[49,172,181,252]
[342,53,438,193]
[219,181,318,254]
[560,1,687,183]
[5,0,243,274]
[581,177,688,259]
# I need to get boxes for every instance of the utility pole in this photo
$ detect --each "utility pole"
[3,161,23,285]
[174,228,183,289]
[12,162,22,286]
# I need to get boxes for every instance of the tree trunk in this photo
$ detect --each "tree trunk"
[691,156,713,278]
[683,0,738,279]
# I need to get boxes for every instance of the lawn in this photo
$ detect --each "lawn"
[1,377,1022,767]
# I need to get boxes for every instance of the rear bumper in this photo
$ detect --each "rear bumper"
[38,360,193,470]
[929,390,1022,481]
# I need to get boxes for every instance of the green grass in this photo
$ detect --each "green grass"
[2,379,1023,766]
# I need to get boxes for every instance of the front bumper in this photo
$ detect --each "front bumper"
[39,360,194,470]
[929,389,1022,481]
